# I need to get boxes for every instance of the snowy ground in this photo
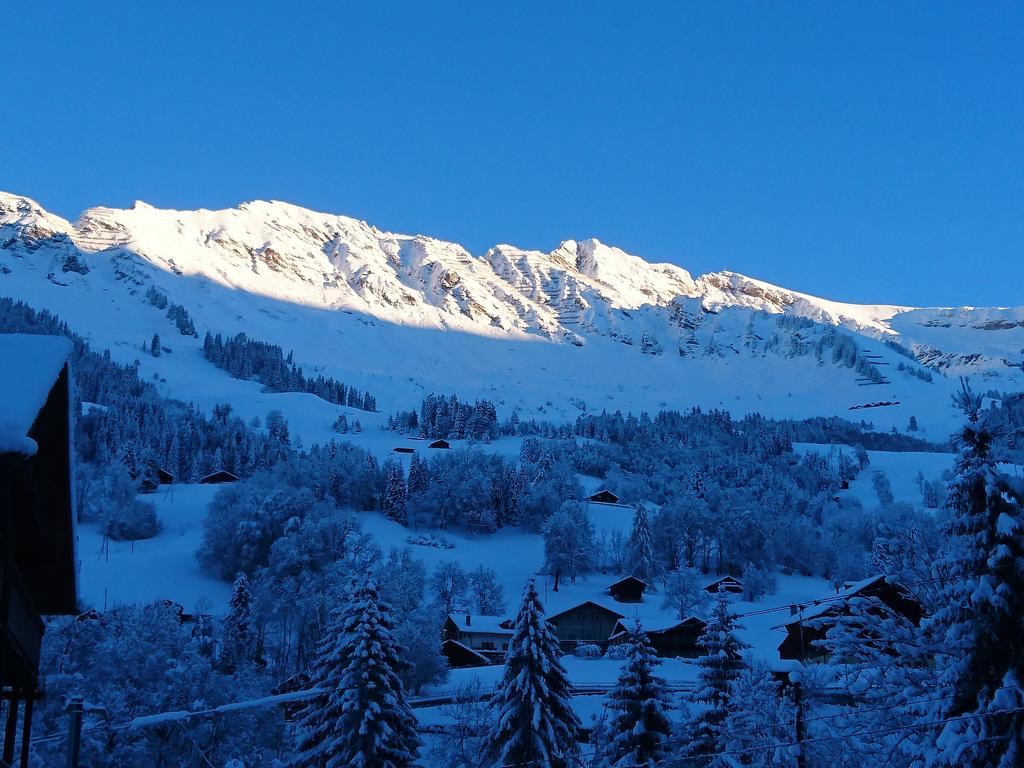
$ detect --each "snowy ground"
[76,484,230,615]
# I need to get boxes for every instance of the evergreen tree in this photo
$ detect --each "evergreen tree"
[292,577,420,768]
[594,620,673,768]
[482,579,580,768]
[383,463,408,524]
[685,592,750,758]
[625,504,663,586]
[150,333,161,357]
[720,663,795,767]
[407,453,429,497]
[220,572,256,671]
[926,380,1024,768]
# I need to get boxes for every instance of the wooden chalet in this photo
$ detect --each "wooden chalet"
[777,575,925,662]
[608,575,647,603]
[587,489,620,505]
[139,465,176,494]
[442,613,514,655]
[429,439,451,449]
[441,639,492,669]
[0,334,78,767]
[705,575,744,594]
[610,616,707,658]
[546,601,624,646]
[200,469,239,484]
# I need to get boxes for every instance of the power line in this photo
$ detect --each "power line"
[500,704,1024,768]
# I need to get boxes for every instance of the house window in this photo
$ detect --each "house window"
[502,643,508,651]
[481,641,495,650]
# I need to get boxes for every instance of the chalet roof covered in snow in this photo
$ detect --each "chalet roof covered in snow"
[779,574,921,626]
[446,613,514,635]
[0,334,73,455]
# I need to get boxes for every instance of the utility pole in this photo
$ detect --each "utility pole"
[65,696,83,768]
[791,672,806,768]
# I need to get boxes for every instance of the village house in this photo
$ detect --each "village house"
[705,575,744,594]
[610,616,707,658]
[607,575,647,603]
[776,574,925,662]
[200,468,240,484]
[0,335,78,768]
[546,601,625,647]
[442,613,514,653]
[440,639,492,669]
[586,489,621,505]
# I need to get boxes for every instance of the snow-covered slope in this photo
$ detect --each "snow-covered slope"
[2,191,1021,441]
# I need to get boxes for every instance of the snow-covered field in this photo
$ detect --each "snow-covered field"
[77,484,230,614]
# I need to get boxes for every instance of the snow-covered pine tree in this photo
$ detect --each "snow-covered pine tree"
[291,576,420,768]
[482,579,580,768]
[150,333,161,357]
[219,572,256,672]
[383,463,408,524]
[407,452,429,497]
[926,379,1024,768]
[720,663,795,768]
[625,504,663,586]
[594,619,673,768]
[685,591,750,758]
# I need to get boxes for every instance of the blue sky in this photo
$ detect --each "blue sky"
[3,2,1021,306]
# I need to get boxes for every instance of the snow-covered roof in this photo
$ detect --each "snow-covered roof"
[546,600,625,622]
[0,334,73,455]
[609,575,648,588]
[612,615,703,636]
[446,614,514,635]
[779,574,893,627]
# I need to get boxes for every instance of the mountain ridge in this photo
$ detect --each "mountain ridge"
[1,190,1022,443]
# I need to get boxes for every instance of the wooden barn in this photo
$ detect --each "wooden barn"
[587,489,620,505]
[546,601,624,646]
[429,439,451,449]
[0,334,78,767]
[442,613,514,654]
[705,575,744,594]
[393,447,415,454]
[441,639,492,669]
[608,575,647,603]
[776,575,925,662]
[200,469,239,484]
[610,616,707,658]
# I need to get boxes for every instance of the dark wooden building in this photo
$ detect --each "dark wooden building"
[610,616,707,658]
[587,489,620,505]
[705,575,744,594]
[0,334,78,767]
[777,575,925,662]
[546,601,624,647]
[429,439,451,449]
[608,575,647,603]
[200,469,239,484]
[440,639,491,669]
[393,447,415,454]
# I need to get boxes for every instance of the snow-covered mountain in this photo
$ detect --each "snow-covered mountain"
[2,190,1021,441]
